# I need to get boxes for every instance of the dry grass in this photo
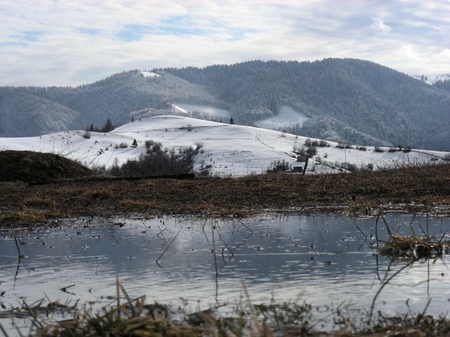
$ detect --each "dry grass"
[1,162,450,226]
[376,215,450,261]
[4,280,450,337]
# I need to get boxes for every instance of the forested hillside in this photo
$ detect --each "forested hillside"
[1,59,449,150]
[0,88,80,137]
[0,70,220,136]
[28,70,221,127]
[434,79,450,92]
[162,59,450,150]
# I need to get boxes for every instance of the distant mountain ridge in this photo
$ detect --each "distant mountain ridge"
[0,70,220,137]
[1,59,449,151]
[162,59,450,151]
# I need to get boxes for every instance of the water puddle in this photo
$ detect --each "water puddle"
[1,213,449,334]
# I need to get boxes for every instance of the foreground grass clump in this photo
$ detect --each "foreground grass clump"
[377,215,450,261]
[18,301,450,337]
[365,310,450,337]
[36,306,204,337]
[3,280,450,337]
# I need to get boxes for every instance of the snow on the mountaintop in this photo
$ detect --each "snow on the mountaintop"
[141,70,160,78]
[0,115,448,177]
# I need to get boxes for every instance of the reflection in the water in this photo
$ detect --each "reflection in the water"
[0,213,449,333]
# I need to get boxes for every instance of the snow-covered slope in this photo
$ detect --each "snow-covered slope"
[0,115,448,177]
[255,106,309,130]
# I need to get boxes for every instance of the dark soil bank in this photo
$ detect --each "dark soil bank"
[0,150,94,184]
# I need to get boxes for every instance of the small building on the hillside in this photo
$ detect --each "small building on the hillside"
[291,155,315,174]
[291,161,304,173]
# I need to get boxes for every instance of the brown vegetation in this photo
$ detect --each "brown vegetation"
[0,150,449,226]
[0,150,94,184]
[9,280,450,337]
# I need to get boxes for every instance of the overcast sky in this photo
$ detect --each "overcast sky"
[1,0,449,86]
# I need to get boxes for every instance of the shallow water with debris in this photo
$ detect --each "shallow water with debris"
[1,213,449,335]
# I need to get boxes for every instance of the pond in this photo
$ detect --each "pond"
[1,213,449,335]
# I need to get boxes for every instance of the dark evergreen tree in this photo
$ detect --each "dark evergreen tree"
[101,119,114,132]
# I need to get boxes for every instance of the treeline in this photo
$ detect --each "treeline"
[87,119,115,133]
[108,141,202,177]
[434,79,450,92]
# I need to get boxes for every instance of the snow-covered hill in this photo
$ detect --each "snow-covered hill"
[0,115,448,177]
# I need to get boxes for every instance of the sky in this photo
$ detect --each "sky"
[1,0,449,87]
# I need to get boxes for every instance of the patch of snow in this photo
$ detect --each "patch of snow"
[255,106,310,130]
[412,73,450,85]
[175,104,231,120]
[141,70,160,78]
[172,104,188,114]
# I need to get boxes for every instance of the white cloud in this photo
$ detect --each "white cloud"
[438,49,450,57]
[371,18,392,33]
[397,44,417,59]
[0,0,449,86]
[431,48,450,72]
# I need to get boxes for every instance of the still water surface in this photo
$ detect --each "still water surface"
[1,213,449,332]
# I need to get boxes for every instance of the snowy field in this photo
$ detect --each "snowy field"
[0,115,448,177]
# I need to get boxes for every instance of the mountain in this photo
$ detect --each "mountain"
[162,59,450,151]
[0,70,221,136]
[1,59,450,151]
[0,87,80,136]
